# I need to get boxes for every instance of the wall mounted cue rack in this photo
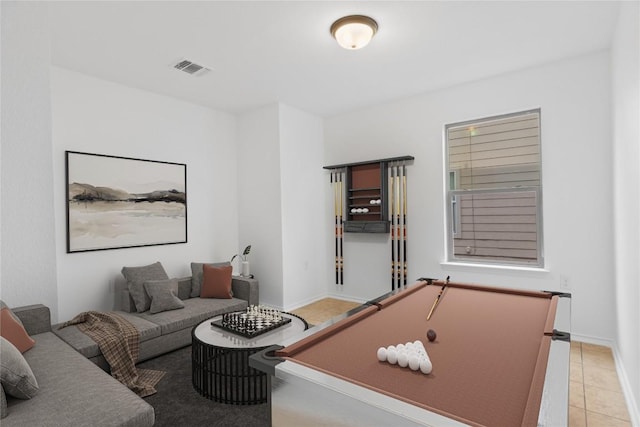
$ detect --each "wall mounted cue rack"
[324,156,414,233]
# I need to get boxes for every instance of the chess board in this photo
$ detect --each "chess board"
[211,306,292,338]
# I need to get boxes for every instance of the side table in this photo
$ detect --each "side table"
[192,312,308,405]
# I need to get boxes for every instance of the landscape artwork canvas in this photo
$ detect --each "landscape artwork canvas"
[66,151,187,253]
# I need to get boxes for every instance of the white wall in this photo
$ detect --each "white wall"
[1,2,59,318]
[325,51,615,342]
[237,104,284,308]
[51,67,239,322]
[279,104,327,309]
[612,1,640,422]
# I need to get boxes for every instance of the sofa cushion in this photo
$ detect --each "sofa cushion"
[134,297,248,335]
[0,308,35,353]
[144,279,185,314]
[53,313,162,360]
[190,262,230,298]
[177,277,192,300]
[0,337,38,399]
[201,264,233,299]
[122,262,169,313]
[6,332,154,426]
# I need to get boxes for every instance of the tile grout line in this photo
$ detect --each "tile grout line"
[581,343,589,427]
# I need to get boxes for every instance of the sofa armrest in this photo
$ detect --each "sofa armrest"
[12,304,51,335]
[232,276,259,306]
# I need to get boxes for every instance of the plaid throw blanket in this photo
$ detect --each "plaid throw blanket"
[60,311,164,397]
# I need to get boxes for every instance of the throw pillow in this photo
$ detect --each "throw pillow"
[200,264,233,299]
[0,301,24,327]
[1,384,7,419]
[143,279,185,314]
[0,308,35,353]
[122,262,169,313]
[0,337,39,399]
[190,262,231,298]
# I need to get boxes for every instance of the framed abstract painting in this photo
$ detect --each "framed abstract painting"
[65,151,187,253]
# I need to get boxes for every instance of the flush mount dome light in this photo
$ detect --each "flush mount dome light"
[330,15,378,50]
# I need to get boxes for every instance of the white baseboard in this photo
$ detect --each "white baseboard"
[570,333,614,348]
[611,344,640,426]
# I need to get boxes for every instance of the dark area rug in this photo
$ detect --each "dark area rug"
[137,346,270,427]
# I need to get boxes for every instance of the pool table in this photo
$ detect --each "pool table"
[250,279,571,427]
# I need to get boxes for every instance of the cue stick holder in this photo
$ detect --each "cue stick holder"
[324,156,414,290]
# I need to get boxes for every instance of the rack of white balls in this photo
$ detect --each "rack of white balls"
[377,341,432,374]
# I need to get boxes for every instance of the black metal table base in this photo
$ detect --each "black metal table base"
[192,312,308,405]
[192,342,269,405]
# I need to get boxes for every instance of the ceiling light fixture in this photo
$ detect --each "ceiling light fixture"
[330,15,378,50]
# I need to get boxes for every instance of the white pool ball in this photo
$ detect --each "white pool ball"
[387,349,398,365]
[377,347,387,362]
[408,355,421,371]
[398,352,409,367]
[420,359,433,374]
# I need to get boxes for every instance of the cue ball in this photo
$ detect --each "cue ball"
[377,347,387,362]
[427,329,437,342]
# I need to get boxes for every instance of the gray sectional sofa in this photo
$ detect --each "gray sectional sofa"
[2,261,258,425]
[3,304,155,427]
[54,266,259,371]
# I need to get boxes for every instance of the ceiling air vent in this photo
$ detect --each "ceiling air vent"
[173,59,211,76]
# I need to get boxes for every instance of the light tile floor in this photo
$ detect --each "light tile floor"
[293,298,633,426]
[571,341,631,426]
[291,297,361,326]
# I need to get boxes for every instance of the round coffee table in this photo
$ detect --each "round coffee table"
[192,311,308,405]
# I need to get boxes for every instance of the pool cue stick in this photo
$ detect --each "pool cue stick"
[389,165,395,290]
[403,164,408,287]
[396,165,404,288]
[427,281,448,321]
[395,165,401,286]
[338,171,344,286]
[331,172,340,285]
[398,163,407,288]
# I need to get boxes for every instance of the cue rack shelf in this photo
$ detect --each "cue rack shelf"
[324,155,414,233]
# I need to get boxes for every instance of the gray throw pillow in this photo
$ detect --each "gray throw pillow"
[1,383,7,419]
[144,279,185,314]
[122,262,169,313]
[0,337,38,399]
[190,262,231,298]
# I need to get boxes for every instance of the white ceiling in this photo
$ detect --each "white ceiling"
[48,1,621,117]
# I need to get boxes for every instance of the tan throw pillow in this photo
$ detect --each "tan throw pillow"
[200,265,233,299]
[0,308,35,353]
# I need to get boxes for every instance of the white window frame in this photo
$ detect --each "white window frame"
[444,109,544,268]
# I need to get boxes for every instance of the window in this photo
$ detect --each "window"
[445,109,543,267]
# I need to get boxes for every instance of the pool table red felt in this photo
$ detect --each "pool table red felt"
[276,281,559,427]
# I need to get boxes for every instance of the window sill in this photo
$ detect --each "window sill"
[440,261,550,275]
